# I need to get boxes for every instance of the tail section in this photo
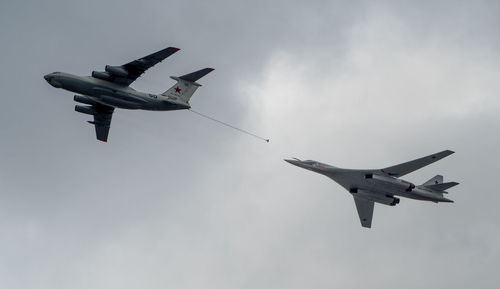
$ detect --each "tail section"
[161,68,214,104]
[423,175,443,186]
[422,175,459,192]
[424,182,459,192]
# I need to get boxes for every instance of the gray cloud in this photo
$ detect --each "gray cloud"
[1,1,499,288]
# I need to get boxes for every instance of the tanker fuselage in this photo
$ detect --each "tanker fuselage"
[44,72,189,111]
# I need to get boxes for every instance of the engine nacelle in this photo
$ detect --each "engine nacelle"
[92,71,111,80]
[353,190,401,206]
[366,174,415,192]
[390,197,400,206]
[105,65,128,77]
[74,95,96,105]
[75,105,97,115]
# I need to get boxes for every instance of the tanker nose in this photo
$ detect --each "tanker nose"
[44,73,62,88]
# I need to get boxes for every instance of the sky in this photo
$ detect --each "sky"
[1,0,500,288]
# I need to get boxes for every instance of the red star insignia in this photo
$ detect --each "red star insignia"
[175,87,181,93]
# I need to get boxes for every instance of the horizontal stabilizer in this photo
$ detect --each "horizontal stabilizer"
[179,68,214,82]
[424,182,459,191]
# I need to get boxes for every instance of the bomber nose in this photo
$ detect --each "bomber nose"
[284,159,300,166]
[284,159,310,170]
[44,74,51,81]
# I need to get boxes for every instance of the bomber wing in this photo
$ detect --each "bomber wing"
[353,196,374,228]
[380,150,454,178]
[93,46,180,86]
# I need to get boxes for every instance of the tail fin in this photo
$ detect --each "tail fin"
[161,68,214,104]
[422,175,459,192]
[423,175,443,186]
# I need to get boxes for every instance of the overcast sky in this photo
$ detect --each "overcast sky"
[1,1,499,288]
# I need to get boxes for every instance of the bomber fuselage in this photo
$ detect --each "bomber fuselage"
[285,159,453,203]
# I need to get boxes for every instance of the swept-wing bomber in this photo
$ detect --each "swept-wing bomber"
[44,46,213,142]
[285,150,458,228]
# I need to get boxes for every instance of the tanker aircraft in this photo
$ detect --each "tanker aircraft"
[44,46,213,142]
[285,150,458,228]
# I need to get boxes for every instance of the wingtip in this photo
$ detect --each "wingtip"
[169,46,181,51]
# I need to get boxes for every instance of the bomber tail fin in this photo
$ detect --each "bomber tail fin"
[423,175,443,186]
[161,68,214,104]
[422,175,459,192]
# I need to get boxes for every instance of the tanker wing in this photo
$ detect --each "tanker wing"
[74,98,115,142]
[92,46,180,86]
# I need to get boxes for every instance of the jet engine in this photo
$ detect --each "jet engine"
[74,95,96,105]
[352,189,401,206]
[91,71,111,80]
[365,173,415,192]
[105,65,128,77]
[389,197,400,206]
[75,105,96,115]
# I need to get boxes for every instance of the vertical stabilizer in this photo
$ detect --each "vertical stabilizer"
[161,68,213,104]
[422,174,459,192]
[423,175,443,186]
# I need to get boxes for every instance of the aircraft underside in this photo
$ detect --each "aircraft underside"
[88,95,188,111]
[44,46,213,142]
